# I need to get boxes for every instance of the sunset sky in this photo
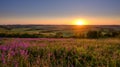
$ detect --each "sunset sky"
[0,0,120,25]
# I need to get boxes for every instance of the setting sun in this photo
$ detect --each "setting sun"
[76,20,84,25]
[73,19,87,25]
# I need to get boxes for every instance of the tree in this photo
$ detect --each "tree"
[55,32,63,38]
[86,31,100,38]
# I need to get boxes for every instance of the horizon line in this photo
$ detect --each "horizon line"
[0,24,120,26]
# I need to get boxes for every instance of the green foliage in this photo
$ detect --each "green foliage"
[55,32,63,38]
[86,30,100,38]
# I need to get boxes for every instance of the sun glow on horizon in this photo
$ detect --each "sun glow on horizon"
[76,20,84,25]
[73,19,87,25]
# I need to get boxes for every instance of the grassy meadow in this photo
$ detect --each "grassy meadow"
[0,38,120,67]
[0,25,120,67]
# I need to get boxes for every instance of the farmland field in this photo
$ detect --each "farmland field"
[0,25,120,67]
[0,38,120,67]
[0,25,120,38]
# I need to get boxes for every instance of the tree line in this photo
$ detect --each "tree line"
[0,30,120,39]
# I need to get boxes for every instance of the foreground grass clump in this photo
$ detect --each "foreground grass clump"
[0,38,120,67]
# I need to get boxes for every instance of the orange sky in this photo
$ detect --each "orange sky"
[0,16,120,25]
[0,0,120,25]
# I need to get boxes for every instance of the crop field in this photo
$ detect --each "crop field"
[0,38,120,67]
[0,25,120,38]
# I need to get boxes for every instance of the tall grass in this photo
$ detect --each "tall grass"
[0,38,120,67]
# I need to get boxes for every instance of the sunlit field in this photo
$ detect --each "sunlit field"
[0,38,120,67]
[0,0,120,67]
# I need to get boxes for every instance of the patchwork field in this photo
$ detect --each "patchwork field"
[0,38,120,67]
[0,25,120,38]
